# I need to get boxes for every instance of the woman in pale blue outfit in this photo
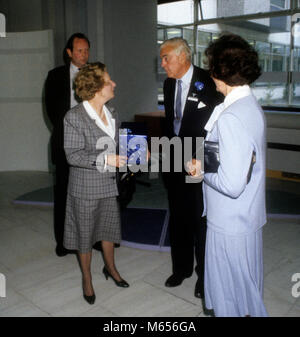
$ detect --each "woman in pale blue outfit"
[188,34,268,316]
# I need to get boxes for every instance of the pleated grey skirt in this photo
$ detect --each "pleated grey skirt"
[204,227,268,317]
[63,194,121,253]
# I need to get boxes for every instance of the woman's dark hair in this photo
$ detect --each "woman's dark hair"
[205,33,261,86]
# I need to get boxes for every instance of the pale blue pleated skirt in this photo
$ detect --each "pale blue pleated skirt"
[204,227,268,317]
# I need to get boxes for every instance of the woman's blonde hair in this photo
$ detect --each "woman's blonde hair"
[74,62,107,100]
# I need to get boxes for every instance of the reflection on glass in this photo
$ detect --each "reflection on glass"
[183,27,193,45]
[198,30,211,46]
[292,82,300,105]
[166,28,182,39]
[197,30,212,67]
[252,82,287,106]
[294,48,300,71]
[271,44,288,72]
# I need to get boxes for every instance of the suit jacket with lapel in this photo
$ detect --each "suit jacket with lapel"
[64,103,120,200]
[45,65,71,163]
[163,65,223,175]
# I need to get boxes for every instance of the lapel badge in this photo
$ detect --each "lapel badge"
[187,96,198,102]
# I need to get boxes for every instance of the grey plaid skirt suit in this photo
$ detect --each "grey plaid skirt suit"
[63,102,121,253]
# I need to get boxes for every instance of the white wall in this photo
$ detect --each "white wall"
[0,30,54,171]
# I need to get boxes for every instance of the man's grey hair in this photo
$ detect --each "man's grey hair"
[160,37,192,62]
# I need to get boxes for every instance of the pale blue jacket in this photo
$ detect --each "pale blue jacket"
[203,94,267,235]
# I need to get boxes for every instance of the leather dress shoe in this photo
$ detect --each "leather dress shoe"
[194,279,204,299]
[165,274,186,287]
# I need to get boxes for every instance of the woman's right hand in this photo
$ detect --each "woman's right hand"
[107,154,127,168]
[186,158,203,177]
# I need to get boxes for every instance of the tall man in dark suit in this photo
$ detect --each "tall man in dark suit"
[45,33,90,256]
[160,37,223,298]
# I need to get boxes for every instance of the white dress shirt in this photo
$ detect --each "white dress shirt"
[174,64,194,118]
[70,62,80,108]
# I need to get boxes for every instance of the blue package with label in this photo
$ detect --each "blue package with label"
[119,128,147,165]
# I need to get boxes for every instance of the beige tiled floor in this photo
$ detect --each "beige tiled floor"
[0,171,299,317]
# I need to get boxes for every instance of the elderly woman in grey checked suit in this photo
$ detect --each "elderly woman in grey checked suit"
[63,62,129,305]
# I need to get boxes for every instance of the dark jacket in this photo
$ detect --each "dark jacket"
[163,65,223,181]
[45,65,71,164]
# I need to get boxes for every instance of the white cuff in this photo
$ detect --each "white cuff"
[104,154,108,171]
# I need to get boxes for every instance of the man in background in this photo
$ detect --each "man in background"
[160,37,223,298]
[45,33,90,256]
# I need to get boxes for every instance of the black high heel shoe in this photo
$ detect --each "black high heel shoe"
[103,266,129,288]
[83,293,96,305]
[82,280,96,304]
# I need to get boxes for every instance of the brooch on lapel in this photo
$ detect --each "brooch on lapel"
[188,82,205,102]
[195,81,204,91]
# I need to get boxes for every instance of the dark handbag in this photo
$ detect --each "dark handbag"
[204,141,220,173]
[117,171,136,210]
[204,140,256,184]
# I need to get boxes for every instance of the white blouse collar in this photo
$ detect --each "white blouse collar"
[204,85,252,136]
[83,101,115,142]
[224,85,252,109]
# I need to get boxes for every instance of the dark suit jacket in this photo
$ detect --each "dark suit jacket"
[163,65,223,183]
[45,65,71,164]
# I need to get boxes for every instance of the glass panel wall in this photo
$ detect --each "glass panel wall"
[197,0,289,20]
[292,17,300,104]
[197,30,212,68]
[256,42,272,72]
[157,0,300,108]
[166,28,182,39]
